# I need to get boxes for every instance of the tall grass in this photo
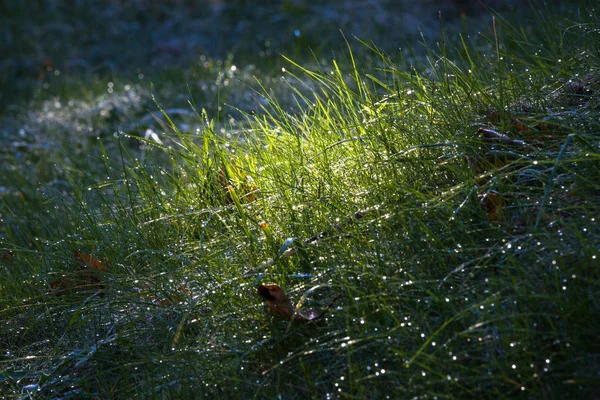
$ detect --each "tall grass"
[1,4,599,399]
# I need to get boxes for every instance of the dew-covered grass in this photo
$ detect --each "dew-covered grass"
[1,1,599,399]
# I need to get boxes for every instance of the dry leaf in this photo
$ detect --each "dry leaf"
[510,118,531,132]
[478,190,506,222]
[257,284,296,320]
[50,252,106,295]
[74,251,105,272]
[257,284,340,322]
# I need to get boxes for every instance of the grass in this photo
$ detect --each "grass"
[1,1,600,399]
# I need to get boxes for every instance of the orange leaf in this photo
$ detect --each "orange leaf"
[49,252,106,295]
[256,284,335,322]
[257,284,296,320]
[478,190,505,222]
[74,251,105,272]
[510,118,531,132]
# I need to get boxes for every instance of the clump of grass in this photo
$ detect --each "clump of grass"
[1,4,599,399]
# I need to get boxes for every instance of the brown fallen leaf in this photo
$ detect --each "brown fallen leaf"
[257,284,296,320]
[510,118,532,132]
[74,251,105,272]
[478,190,506,222]
[257,284,340,322]
[50,252,107,295]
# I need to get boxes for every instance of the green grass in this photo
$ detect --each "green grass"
[1,2,600,399]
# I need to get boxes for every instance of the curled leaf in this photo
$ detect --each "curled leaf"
[257,284,340,322]
[257,284,295,320]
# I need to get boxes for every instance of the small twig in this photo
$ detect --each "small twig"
[478,128,529,148]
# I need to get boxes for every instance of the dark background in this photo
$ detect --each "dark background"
[0,0,528,112]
